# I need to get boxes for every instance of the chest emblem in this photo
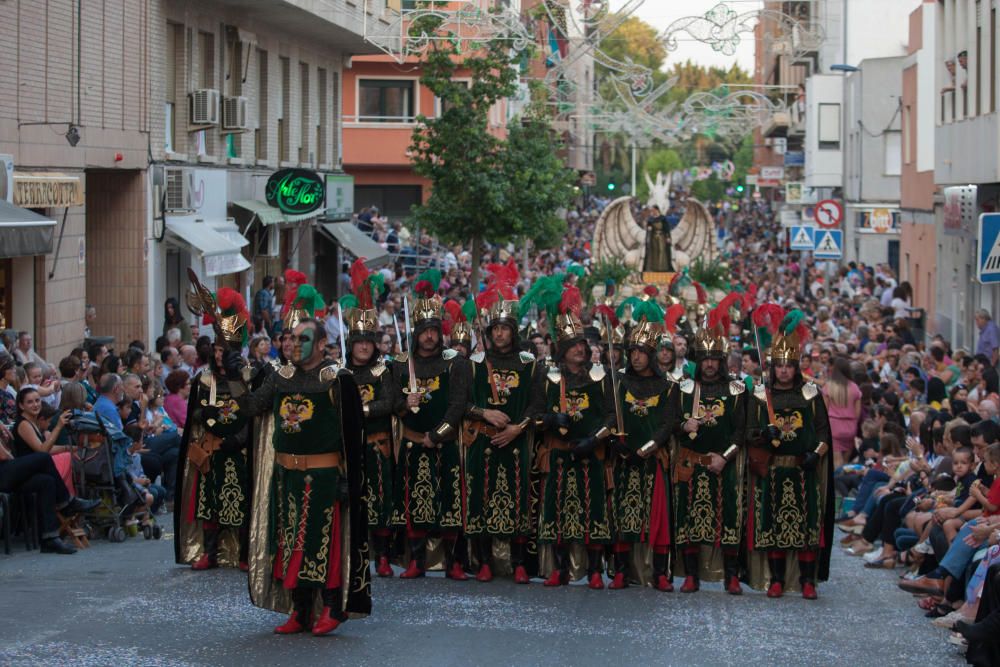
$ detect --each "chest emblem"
[279,394,315,433]
[625,391,660,416]
[686,397,725,428]
[416,376,440,404]
[487,369,521,406]
[359,384,375,405]
[774,410,804,441]
[565,391,591,421]
[216,398,239,425]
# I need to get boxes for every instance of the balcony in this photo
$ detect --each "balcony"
[208,0,381,52]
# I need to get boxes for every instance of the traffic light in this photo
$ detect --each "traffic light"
[607,183,616,191]
[735,184,745,193]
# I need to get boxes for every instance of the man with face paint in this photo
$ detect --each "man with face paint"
[238,283,370,636]
[174,287,253,573]
[604,300,680,591]
[673,293,748,595]
[523,275,612,589]
[464,271,536,584]
[391,270,473,580]
[340,259,399,579]
[746,308,833,600]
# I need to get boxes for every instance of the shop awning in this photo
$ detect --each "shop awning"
[318,221,390,268]
[0,200,56,258]
[165,217,251,277]
[209,218,251,248]
[232,199,319,226]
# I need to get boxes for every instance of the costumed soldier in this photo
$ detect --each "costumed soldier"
[523,275,612,589]
[238,284,370,636]
[603,298,681,591]
[443,299,474,359]
[391,269,473,580]
[673,293,748,595]
[656,303,687,381]
[464,270,536,584]
[747,307,834,600]
[340,260,399,579]
[175,280,253,572]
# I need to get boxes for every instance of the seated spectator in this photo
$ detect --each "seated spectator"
[0,354,17,423]
[13,387,75,494]
[124,373,179,500]
[163,370,190,430]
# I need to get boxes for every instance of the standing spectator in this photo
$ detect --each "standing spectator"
[163,370,190,431]
[163,298,192,345]
[13,331,45,367]
[178,344,198,377]
[386,221,401,254]
[825,357,863,469]
[253,276,275,336]
[976,309,1000,364]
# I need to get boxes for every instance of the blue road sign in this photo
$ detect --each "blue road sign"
[813,228,843,259]
[789,225,815,251]
[978,213,1000,283]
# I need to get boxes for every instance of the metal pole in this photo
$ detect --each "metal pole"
[630,144,637,196]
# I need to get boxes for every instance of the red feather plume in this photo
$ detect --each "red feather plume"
[284,269,306,288]
[216,287,246,315]
[414,280,434,298]
[664,303,685,334]
[593,304,618,328]
[692,281,708,305]
[475,288,500,312]
[559,285,582,317]
[708,293,741,334]
[350,259,373,309]
[752,303,785,334]
[643,285,659,298]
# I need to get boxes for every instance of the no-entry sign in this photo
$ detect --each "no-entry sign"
[815,199,843,228]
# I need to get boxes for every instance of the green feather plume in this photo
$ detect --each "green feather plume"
[781,309,806,335]
[632,299,665,324]
[566,264,586,279]
[461,298,478,322]
[339,294,359,309]
[520,273,566,322]
[616,296,641,321]
[293,284,325,316]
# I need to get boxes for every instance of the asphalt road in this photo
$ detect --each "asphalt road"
[0,519,967,667]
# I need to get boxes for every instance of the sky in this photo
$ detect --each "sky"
[609,0,761,72]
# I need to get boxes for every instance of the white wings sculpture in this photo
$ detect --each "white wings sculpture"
[592,192,716,272]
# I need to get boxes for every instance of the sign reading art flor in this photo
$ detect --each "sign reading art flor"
[265,169,325,215]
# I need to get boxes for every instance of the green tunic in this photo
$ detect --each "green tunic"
[351,358,397,530]
[673,376,747,548]
[193,373,250,528]
[747,382,831,551]
[608,371,679,543]
[391,351,472,532]
[465,350,535,538]
[530,363,611,545]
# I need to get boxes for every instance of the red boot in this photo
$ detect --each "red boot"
[513,565,530,584]
[376,556,394,578]
[399,560,425,579]
[191,553,218,571]
[312,608,343,636]
[608,572,627,590]
[680,575,699,593]
[446,560,468,581]
[766,581,784,598]
[476,563,493,582]
[801,581,818,600]
[543,569,567,587]
[274,613,309,635]
[587,572,605,590]
[725,575,743,595]
[654,574,674,592]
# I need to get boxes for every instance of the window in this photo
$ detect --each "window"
[332,72,341,166]
[359,79,416,122]
[817,103,841,150]
[256,49,268,160]
[317,68,328,166]
[199,31,216,155]
[884,131,902,176]
[434,79,469,117]
[164,22,183,153]
[902,105,912,165]
[279,56,290,162]
[299,62,310,164]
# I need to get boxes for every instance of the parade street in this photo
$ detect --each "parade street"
[0,523,962,667]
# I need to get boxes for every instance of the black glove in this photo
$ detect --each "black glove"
[223,349,245,379]
[572,436,598,457]
[542,412,571,432]
[765,424,782,443]
[610,436,631,458]
[220,436,244,453]
[801,451,819,471]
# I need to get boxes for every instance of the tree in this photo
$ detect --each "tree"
[408,33,575,290]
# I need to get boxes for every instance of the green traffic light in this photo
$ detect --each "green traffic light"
[608,183,615,191]
[735,184,745,192]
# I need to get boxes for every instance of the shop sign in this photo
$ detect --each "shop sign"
[13,172,84,207]
[265,169,325,215]
[325,173,355,221]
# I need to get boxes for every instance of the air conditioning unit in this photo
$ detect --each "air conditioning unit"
[222,96,248,131]
[189,89,221,126]
[164,168,192,211]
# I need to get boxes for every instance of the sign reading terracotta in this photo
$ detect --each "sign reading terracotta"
[265,169,325,216]
[14,172,84,208]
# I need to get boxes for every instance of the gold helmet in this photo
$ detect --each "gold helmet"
[627,320,661,353]
[184,269,249,350]
[485,300,520,330]
[281,283,324,333]
[769,309,808,364]
[344,307,379,339]
[450,321,472,347]
[693,293,741,361]
[341,258,385,346]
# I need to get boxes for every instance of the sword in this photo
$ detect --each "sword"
[688,381,702,440]
[392,313,403,358]
[603,316,625,437]
[402,295,422,413]
[753,323,781,448]
[338,305,348,370]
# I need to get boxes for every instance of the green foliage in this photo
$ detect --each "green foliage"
[732,134,753,186]
[579,257,634,307]
[408,39,575,280]
[688,257,730,291]
[690,174,725,203]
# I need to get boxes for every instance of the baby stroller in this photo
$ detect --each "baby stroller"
[70,411,160,542]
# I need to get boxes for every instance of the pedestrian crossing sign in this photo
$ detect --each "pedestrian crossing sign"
[977,213,1000,283]
[813,229,843,259]
[789,225,815,251]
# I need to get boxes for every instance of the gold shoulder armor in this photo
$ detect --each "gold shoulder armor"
[729,380,746,396]
[589,364,606,383]
[754,383,767,401]
[198,368,213,388]
[394,352,409,364]
[803,382,819,400]
[278,363,295,379]
[442,349,459,361]
[470,351,486,364]
[519,351,536,364]
[319,365,339,383]
[546,367,562,384]
[371,360,387,378]
[679,378,695,394]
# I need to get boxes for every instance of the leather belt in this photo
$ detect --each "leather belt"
[677,447,715,468]
[275,452,342,471]
[402,427,427,443]
[772,454,804,468]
